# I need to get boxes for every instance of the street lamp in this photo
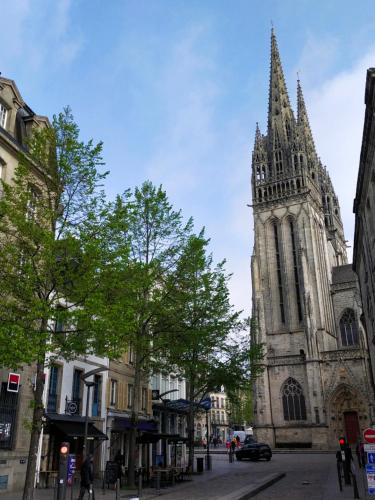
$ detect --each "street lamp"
[202,398,217,471]
[81,367,108,459]
[158,389,179,401]
[156,389,179,467]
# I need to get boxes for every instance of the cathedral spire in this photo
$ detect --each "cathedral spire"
[268,28,294,135]
[297,78,317,160]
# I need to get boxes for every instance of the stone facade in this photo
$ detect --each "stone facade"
[194,390,230,444]
[251,32,374,449]
[0,76,49,492]
[107,350,153,469]
[353,68,375,387]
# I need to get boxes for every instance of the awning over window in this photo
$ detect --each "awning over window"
[112,417,158,433]
[46,415,107,440]
[137,433,188,444]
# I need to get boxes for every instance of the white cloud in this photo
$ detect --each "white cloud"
[0,0,31,61]
[1,0,82,75]
[304,47,375,261]
[145,24,219,197]
[293,33,340,88]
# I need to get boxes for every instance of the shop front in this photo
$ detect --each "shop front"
[38,414,107,487]
[107,414,158,481]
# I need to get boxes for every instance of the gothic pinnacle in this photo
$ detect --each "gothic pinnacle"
[268,28,295,137]
[297,78,317,161]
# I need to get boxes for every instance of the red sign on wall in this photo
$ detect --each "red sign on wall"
[364,428,375,444]
[7,373,20,393]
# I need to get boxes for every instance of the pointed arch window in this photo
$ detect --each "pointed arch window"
[256,166,261,181]
[285,120,292,141]
[274,129,281,149]
[282,377,306,421]
[275,150,283,174]
[340,309,359,346]
[290,221,303,321]
[293,155,298,171]
[273,223,285,323]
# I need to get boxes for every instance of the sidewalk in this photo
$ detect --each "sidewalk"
[6,452,365,500]
[322,461,369,499]
[0,454,286,500]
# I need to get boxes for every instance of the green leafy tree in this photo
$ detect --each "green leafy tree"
[227,318,264,429]
[0,108,117,500]
[105,181,193,487]
[158,232,250,469]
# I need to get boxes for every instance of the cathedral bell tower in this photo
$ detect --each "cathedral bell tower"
[251,30,354,449]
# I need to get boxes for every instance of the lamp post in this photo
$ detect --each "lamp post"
[157,389,178,467]
[201,397,216,471]
[205,409,211,470]
[81,367,108,459]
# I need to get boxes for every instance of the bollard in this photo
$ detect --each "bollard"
[156,471,161,496]
[115,478,120,500]
[138,468,142,499]
[336,461,342,492]
[88,483,94,500]
[343,449,352,486]
[352,473,360,499]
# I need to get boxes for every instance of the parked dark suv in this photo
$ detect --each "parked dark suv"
[235,436,272,461]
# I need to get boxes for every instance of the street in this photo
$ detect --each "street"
[1,451,369,500]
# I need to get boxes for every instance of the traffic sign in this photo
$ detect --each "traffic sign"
[366,464,375,495]
[364,428,375,444]
[365,444,375,452]
[7,373,20,393]
[369,453,375,464]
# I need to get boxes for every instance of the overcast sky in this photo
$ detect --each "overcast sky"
[2,0,374,318]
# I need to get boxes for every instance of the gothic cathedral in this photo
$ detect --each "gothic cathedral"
[251,30,374,449]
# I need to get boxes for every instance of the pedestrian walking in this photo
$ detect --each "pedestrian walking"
[78,454,95,500]
[114,449,124,486]
[235,435,240,447]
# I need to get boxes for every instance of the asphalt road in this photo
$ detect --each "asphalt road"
[2,452,369,499]
[253,452,369,500]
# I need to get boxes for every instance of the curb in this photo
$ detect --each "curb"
[220,472,286,500]
[272,449,335,454]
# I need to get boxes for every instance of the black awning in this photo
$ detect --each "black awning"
[167,436,188,443]
[49,419,107,441]
[137,433,161,444]
[112,417,158,433]
[137,433,187,444]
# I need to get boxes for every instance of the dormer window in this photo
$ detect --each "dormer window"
[0,103,7,129]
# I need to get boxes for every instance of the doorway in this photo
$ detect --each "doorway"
[344,411,360,444]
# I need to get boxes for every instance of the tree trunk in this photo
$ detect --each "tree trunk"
[23,359,45,500]
[187,384,195,472]
[127,355,142,488]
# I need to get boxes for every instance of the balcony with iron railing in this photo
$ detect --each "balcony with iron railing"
[65,396,81,416]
